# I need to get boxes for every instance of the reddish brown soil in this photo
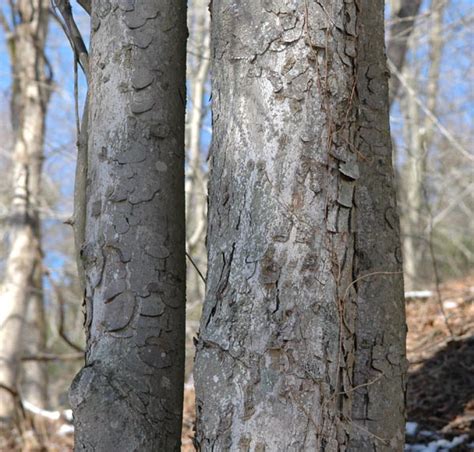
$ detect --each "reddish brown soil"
[406,275,474,437]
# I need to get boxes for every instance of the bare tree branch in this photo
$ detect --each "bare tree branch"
[0,9,11,33]
[186,252,206,284]
[21,352,83,361]
[76,0,90,15]
[388,59,473,162]
[44,270,84,353]
[50,0,89,81]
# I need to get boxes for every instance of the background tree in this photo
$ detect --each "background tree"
[0,0,51,419]
[194,0,405,450]
[67,0,188,450]
[0,0,471,449]
[389,0,473,291]
[397,0,446,291]
[387,0,423,105]
[185,0,211,376]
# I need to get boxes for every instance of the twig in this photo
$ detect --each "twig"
[335,373,384,396]
[21,352,83,361]
[288,390,322,436]
[343,414,389,445]
[186,251,206,284]
[0,9,11,33]
[0,383,28,433]
[43,270,84,353]
[387,59,473,162]
[50,0,89,81]
[0,383,20,399]
[76,0,91,15]
[74,55,80,138]
[426,208,455,339]
[343,270,403,302]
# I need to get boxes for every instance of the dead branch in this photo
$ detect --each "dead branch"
[21,352,83,361]
[76,0,90,15]
[50,0,89,81]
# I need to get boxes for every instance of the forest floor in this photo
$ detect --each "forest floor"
[181,274,474,451]
[404,274,474,451]
[0,275,473,451]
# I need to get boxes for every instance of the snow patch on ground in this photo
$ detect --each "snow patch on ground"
[405,422,470,451]
[57,424,75,436]
[406,422,419,436]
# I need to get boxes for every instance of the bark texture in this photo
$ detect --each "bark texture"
[0,0,50,419]
[69,1,187,450]
[349,2,406,449]
[194,1,405,451]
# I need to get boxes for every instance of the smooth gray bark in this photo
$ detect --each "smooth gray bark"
[69,1,187,450]
[194,1,406,451]
[22,263,48,408]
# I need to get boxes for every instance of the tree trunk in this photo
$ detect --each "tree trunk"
[400,69,423,291]
[0,0,50,420]
[399,0,446,290]
[349,3,406,448]
[185,0,211,362]
[387,0,423,105]
[21,262,48,408]
[186,0,210,261]
[69,1,187,450]
[194,1,406,450]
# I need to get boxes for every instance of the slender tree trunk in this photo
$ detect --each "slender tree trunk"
[387,0,423,290]
[22,262,48,408]
[0,0,50,420]
[400,68,423,290]
[69,1,187,450]
[194,1,405,450]
[387,0,423,105]
[185,0,210,323]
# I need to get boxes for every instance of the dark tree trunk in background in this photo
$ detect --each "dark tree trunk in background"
[194,1,406,450]
[69,1,187,450]
[350,2,407,448]
[387,0,423,105]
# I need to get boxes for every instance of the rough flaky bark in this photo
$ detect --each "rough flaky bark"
[349,3,406,448]
[68,1,187,450]
[0,0,51,420]
[194,1,405,450]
